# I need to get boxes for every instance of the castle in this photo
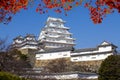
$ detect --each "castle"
[12,17,118,67]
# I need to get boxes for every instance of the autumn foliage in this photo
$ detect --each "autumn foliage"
[0,0,28,24]
[0,0,120,24]
[37,0,120,24]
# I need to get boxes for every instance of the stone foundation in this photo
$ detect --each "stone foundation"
[72,60,103,72]
[34,58,103,72]
[34,58,71,67]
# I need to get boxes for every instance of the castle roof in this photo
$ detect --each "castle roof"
[97,41,117,48]
[72,48,97,53]
[71,51,113,57]
[72,41,117,53]
[13,35,23,40]
[47,17,65,23]
[37,47,72,53]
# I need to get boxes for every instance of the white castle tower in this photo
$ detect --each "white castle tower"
[38,17,75,49]
[12,34,38,50]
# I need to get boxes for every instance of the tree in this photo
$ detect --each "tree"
[0,0,120,24]
[0,49,31,72]
[0,0,28,24]
[98,55,120,80]
[0,71,27,80]
[43,58,71,73]
[0,37,8,51]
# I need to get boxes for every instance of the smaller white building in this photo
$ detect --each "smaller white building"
[12,34,38,50]
[71,41,117,62]
[36,41,117,62]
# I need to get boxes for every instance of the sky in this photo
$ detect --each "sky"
[0,3,120,50]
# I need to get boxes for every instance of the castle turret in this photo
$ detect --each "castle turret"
[12,35,24,49]
[12,34,38,50]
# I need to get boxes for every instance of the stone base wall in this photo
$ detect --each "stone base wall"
[35,60,49,67]
[73,60,103,67]
[72,60,103,72]
[35,58,71,67]
[34,58,103,72]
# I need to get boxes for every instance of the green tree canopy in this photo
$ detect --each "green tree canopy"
[0,49,31,72]
[0,72,27,80]
[98,55,120,80]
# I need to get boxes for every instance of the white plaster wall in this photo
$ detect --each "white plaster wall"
[25,42,37,44]
[98,46,112,52]
[33,73,98,80]
[45,39,73,44]
[38,31,45,40]
[71,53,113,62]
[20,46,38,49]
[26,37,32,40]
[49,23,56,27]
[50,74,79,79]
[36,51,70,60]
